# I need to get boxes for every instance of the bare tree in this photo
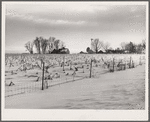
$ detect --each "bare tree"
[54,39,60,50]
[25,41,34,54]
[41,38,48,54]
[59,41,66,49]
[136,44,143,54]
[120,42,126,50]
[91,38,103,53]
[34,37,41,54]
[125,42,136,53]
[47,37,55,53]
[103,42,110,52]
[32,36,66,54]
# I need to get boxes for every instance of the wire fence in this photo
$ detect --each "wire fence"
[5,54,145,98]
[5,72,85,97]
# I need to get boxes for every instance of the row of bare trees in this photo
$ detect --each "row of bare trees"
[86,38,146,54]
[25,37,66,54]
[120,39,146,53]
[86,38,110,54]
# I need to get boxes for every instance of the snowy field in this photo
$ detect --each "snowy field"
[5,64,145,109]
[5,54,145,109]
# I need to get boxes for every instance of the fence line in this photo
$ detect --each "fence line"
[5,55,145,97]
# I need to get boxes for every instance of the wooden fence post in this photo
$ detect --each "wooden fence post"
[129,56,132,68]
[72,70,76,81]
[42,62,45,90]
[89,59,93,78]
[113,58,115,72]
[82,65,84,73]
[70,61,72,70]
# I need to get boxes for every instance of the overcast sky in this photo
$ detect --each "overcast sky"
[5,2,147,53]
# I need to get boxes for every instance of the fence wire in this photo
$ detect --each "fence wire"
[5,54,145,97]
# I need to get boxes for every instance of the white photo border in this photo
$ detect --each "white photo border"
[1,1,149,121]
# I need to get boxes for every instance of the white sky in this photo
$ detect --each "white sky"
[4,2,147,53]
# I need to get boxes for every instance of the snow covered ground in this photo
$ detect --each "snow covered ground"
[5,64,145,109]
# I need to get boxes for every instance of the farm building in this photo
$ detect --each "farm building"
[51,47,70,54]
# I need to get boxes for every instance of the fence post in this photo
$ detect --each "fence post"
[132,60,134,68]
[70,61,72,70]
[42,62,45,90]
[113,58,115,72]
[72,70,76,81]
[82,65,84,73]
[89,59,93,78]
[129,56,131,68]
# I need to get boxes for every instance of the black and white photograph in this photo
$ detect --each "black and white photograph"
[1,1,149,121]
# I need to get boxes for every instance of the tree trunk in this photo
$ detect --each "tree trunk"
[30,51,33,54]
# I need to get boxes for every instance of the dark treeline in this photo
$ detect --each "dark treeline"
[25,37,70,54]
[25,37,145,54]
[81,38,146,54]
